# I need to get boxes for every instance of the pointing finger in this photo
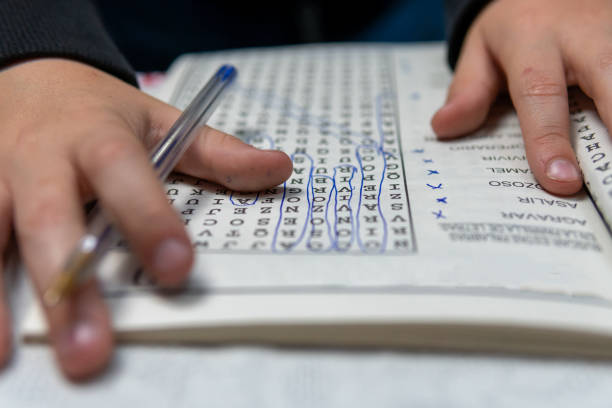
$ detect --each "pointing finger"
[501,41,582,195]
[148,103,293,191]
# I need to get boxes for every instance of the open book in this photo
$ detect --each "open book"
[24,43,612,356]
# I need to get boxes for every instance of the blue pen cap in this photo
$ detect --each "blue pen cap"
[216,64,237,82]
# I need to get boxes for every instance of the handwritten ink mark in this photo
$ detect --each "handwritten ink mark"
[384,151,398,160]
[432,210,446,219]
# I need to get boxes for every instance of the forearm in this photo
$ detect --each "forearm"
[0,0,137,86]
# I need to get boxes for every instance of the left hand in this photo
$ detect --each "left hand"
[0,58,292,380]
[431,0,612,196]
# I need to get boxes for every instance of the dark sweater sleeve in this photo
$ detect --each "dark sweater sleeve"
[0,0,137,86]
[444,0,492,69]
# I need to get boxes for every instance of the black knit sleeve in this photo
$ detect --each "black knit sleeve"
[444,0,492,70]
[0,0,137,86]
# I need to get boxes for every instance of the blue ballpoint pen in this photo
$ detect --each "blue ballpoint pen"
[43,64,238,306]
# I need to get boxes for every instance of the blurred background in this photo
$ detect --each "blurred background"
[95,0,445,71]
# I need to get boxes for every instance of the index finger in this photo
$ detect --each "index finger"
[501,41,583,195]
[146,103,293,192]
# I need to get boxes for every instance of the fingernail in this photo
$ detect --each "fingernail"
[153,238,191,277]
[57,320,98,359]
[546,158,581,182]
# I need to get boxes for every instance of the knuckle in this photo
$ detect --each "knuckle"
[20,191,67,233]
[144,118,167,149]
[195,128,234,159]
[598,51,612,72]
[81,137,139,174]
[13,127,44,156]
[513,9,539,29]
[206,129,234,149]
[518,72,565,100]
[529,126,567,149]
[511,9,550,37]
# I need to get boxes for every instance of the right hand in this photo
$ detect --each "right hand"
[0,58,292,380]
[431,0,612,196]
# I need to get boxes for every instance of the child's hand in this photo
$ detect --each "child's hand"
[0,58,292,379]
[432,0,610,195]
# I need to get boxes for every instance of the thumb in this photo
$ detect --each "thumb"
[145,98,293,192]
[431,28,502,139]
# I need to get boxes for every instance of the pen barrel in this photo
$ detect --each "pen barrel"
[72,206,121,283]
[151,64,237,179]
[82,65,237,276]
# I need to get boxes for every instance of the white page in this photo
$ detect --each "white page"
[569,90,612,229]
[23,43,612,339]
